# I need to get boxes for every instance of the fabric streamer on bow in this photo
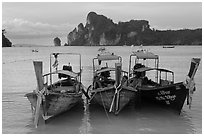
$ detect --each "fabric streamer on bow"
[52,59,58,70]
[185,76,196,109]
[52,53,59,70]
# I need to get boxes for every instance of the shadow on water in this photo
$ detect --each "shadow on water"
[28,101,84,134]
[88,100,194,134]
[27,97,195,134]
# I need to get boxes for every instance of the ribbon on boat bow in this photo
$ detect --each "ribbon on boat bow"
[184,76,196,109]
[34,87,46,128]
[109,84,122,114]
[52,53,59,70]
[183,58,200,109]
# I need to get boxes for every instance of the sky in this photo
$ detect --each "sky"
[2,2,202,46]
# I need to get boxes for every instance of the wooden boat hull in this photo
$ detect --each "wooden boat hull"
[138,82,188,113]
[25,92,82,120]
[90,86,137,114]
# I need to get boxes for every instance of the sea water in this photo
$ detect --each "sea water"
[2,46,202,134]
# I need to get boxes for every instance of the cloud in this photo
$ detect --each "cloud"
[2,18,75,39]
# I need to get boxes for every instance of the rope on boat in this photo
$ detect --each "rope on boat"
[99,91,111,123]
[109,84,121,113]
[89,92,96,102]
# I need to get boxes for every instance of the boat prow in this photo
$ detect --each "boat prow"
[128,50,200,114]
[88,51,138,115]
[25,53,85,127]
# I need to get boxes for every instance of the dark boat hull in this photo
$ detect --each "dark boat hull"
[138,82,188,113]
[90,86,137,114]
[25,92,82,120]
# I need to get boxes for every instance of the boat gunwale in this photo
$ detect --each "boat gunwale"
[137,81,185,91]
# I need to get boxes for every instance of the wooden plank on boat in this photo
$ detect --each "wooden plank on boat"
[115,63,122,87]
[187,58,201,79]
[33,61,44,128]
[33,61,44,91]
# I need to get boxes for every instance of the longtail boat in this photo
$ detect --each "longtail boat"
[87,49,138,115]
[25,53,87,127]
[128,49,200,114]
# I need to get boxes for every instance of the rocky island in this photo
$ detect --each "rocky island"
[2,29,12,47]
[67,12,202,46]
[54,37,61,46]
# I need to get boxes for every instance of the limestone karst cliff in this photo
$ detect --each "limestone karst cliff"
[67,12,202,46]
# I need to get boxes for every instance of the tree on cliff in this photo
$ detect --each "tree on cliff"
[54,37,61,46]
[2,29,12,47]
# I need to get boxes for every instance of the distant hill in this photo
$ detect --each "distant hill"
[67,12,202,46]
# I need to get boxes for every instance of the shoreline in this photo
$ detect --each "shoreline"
[5,45,202,48]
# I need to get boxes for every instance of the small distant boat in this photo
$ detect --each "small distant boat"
[25,53,88,127]
[163,46,175,48]
[32,49,39,52]
[87,50,138,115]
[128,49,200,113]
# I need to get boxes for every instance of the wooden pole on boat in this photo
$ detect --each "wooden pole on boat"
[115,63,122,114]
[186,58,200,109]
[187,58,200,80]
[33,61,44,128]
[115,63,122,87]
[34,61,44,90]
[109,63,122,113]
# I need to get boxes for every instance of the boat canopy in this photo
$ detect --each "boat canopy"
[96,67,128,74]
[131,50,159,59]
[97,54,121,61]
[43,70,80,78]
[133,67,173,73]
